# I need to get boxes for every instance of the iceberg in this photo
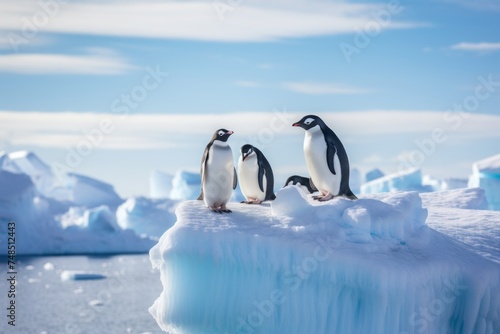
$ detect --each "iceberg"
[170,170,202,200]
[7,150,55,193]
[365,168,384,182]
[361,168,433,194]
[66,172,123,209]
[116,196,178,238]
[468,154,500,210]
[81,205,121,232]
[423,175,468,192]
[150,170,174,199]
[441,178,468,190]
[349,167,362,194]
[0,151,154,255]
[149,187,500,334]
[0,169,49,253]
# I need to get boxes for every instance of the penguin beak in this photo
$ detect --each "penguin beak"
[242,152,249,161]
[292,122,300,127]
[227,130,234,135]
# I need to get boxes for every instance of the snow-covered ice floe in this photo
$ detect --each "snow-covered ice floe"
[150,186,500,334]
[60,270,107,281]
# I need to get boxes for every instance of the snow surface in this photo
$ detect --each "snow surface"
[416,188,498,263]
[419,187,488,210]
[469,154,500,210]
[150,186,500,334]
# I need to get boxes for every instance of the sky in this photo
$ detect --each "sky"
[1,0,499,197]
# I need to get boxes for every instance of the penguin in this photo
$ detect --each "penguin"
[284,175,317,194]
[238,144,276,204]
[292,115,357,201]
[197,129,237,213]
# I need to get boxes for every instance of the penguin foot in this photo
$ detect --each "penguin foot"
[241,199,262,204]
[314,193,335,201]
[220,205,232,213]
[210,207,223,214]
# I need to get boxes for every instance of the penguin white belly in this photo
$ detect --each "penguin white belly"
[238,155,266,201]
[304,130,341,196]
[203,144,234,207]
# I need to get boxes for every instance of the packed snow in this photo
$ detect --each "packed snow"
[149,186,500,334]
[469,154,500,210]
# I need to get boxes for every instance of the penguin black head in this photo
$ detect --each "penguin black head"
[292,115,323,130]
[212,129,234,142]
[240,144,255,161]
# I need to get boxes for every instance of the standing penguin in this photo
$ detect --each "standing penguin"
[292,115,357,201]
[197,129,237,213]
[238,144,276,204]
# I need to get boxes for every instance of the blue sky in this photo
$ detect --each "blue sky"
[1,0,499,197]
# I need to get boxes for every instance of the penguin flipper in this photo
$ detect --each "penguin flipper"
[263,161,276,201]
[233,167,238,190]
[257,161,265,193]
[198,144,210,200]
[200,144,210,185]
[326,144,337,175]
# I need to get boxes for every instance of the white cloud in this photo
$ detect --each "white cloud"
[0,0,424,43]
[450,42,500,52]
[0,49,135,74]
[0,35,11,49]
[2,110,500,150]
[284,82,370,95]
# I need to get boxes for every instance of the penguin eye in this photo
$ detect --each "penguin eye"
[304,118,315,125]
[218,130,225,136]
